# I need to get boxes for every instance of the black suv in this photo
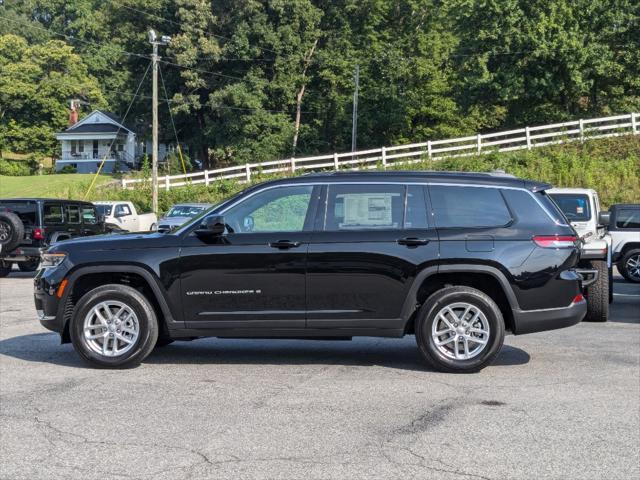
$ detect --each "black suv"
[34,172,586,372]
[0,198,103,276]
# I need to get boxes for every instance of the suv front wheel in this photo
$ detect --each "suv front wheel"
[415,286,505,373]
[70,284,159,368]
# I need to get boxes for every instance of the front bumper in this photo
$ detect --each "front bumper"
[33,268,65,334]
[512,298,587,335]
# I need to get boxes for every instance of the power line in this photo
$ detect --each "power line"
[84,60,152,199]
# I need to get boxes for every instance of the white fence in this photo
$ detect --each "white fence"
[121,112,639,190]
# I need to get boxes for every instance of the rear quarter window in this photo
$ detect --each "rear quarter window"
[429,185,512,228]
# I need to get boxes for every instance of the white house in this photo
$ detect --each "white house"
[55,110,137,173]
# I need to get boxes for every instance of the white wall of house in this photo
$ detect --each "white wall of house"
[60,134,135,162]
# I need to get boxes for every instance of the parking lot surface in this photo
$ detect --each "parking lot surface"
[1,270,639,480]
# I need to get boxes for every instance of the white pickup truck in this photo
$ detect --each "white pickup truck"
[608,204,640,283]
[548,188,612,322]
[94,201,157,232]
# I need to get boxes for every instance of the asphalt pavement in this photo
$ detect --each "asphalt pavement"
[1,269,638,480]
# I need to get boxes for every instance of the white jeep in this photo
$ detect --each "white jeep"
[548,188,612,322]
[607,204,640,283]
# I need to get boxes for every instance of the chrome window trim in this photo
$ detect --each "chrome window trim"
[181,180,568,234]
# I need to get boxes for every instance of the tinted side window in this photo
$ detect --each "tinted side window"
[430,186,511,228]
[502,189,553,225]
[616,209,640,229]
[405,186,429,229]
[43,203,64,224]
[325,184,404,230]
[82,206,98,225]
[67,205,80,224]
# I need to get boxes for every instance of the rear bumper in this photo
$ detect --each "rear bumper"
[1,246,42,261]
[512,298,587,335]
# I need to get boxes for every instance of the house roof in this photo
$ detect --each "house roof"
[62,110,134,134]
[64,123,127,134]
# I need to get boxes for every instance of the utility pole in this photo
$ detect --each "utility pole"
[148,30,171,215]
[351,64,360,156]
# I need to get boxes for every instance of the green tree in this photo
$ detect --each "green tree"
[0,34,106,157]
[450,0,640,126]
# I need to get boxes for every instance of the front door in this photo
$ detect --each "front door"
[180,184,320,330]
[93,140,99,159]
[306,184,439,331]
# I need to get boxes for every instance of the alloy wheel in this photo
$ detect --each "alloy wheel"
[626,254,640,281]
[431,302,490,360]
[0,221,10,242]
[83,301,139,357]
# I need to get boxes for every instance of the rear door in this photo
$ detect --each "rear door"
[306,183,439,331]
[42,201,65,243]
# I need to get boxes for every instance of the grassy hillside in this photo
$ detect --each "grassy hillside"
[0,174,116,198]
[1,136,638,212]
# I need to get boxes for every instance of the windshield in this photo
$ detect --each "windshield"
[166,205,208,218]
[548,194,591,222]
[95,204,113,216]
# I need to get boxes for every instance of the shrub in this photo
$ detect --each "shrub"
[58,165,77,174]
[0,158,35,176]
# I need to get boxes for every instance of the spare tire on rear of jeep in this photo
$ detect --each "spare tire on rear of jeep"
[0,211,24,253]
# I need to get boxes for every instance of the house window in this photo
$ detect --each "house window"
[70,140,77,154]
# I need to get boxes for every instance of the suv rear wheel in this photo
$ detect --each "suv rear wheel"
[70,284,158,368]
[618,248,640,283]
[584,260,609,322]
[415,286,505,373]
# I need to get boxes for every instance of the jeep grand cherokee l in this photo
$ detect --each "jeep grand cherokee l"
[34,171,586,372]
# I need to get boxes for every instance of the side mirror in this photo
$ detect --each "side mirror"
[598,211,610,227]
[195,215,226,238]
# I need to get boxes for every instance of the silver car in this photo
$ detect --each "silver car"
[157,203,213,232]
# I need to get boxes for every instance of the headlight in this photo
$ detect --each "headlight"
[41,252,67,267]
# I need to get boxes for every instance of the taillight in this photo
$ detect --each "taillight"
[572,294,585,303]
[33,228,45,240]
[532,235,577,248]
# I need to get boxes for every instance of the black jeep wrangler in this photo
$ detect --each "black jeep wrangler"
[34,172,587,372]
[0,198,103,276]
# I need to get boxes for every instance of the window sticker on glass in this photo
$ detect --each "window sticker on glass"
[339,193,398,228]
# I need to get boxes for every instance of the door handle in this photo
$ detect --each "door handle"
[397,237,429,246]
[269,240,302,249]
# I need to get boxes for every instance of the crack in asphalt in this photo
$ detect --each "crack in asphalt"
[32,415,223,477]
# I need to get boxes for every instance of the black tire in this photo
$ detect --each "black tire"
[18,258,40,272]
[415,286,505,373]
[0,263,12,277]
[618,248,640,283]
[0,211,24,252]
[584,260,609,322]
[608,266,613,304]
[155,337,174,348]
[70,284,159,368]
